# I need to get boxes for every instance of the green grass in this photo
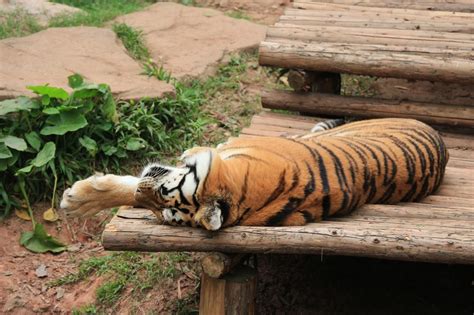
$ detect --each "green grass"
[51,252,197,312]
[0,9,44,39]
[112,23,150,61]
[225,10,251,20]
[49,0,153,27]
[0,0,154,39]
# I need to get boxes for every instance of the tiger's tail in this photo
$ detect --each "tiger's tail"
[310,118,346,132]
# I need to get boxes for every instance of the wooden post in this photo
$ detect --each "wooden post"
[199,265,257,315]
[201,253,248,279]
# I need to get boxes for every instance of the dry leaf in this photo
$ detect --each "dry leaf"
[43,208,59,222]
[15,209,31,221]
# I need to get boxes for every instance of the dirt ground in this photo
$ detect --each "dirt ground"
[0,204,106,313]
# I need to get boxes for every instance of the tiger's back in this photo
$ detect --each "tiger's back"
[210,118,449,227]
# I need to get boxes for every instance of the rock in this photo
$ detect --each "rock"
[56,287,65,300]
[2,294,24,312]
[0,27,175,101]
[115,2,266,78]
[67,243,82,253]
[0,0,82,25]
[35,264,48,278]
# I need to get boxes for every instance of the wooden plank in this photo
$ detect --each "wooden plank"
[259,41,474,83]
[103,208,474,264]
[267,24,474,51]
[371,78,474,107]
[293,0,474,13]
[353,203,474,220]
[261,90,474,128]
[419,195,474,207]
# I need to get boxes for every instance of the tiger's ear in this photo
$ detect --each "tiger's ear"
[181,148,222,195]
[140,163,175,178]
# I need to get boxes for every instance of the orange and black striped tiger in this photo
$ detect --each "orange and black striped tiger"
[61,118,448,231]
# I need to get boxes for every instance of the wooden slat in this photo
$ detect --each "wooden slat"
[353,203,474,220]
[103,208,474,264]
[261,90,474,128]
[293,0,474,13]
[268,24,474,51]
[259,40,474,83]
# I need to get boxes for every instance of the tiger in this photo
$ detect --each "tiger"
[60,118,449,231]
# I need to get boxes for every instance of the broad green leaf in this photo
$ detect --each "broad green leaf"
[79,136,98,157]
[0,97,38,115]
[33,142,56,167]
[25,132,42,151]
[2,136,27,151]
[102,144,117,156]
[41,94,51,106]
[72,87,99,99]
[42,107,60,115]
[27,85,69,100]
[40,110,88,135]
[68,74,84,88]
[103,92,118,123]
[97,122,113,131]
[16,164,33,174]
[0,143,12,159]
[0,158,7,171]
[126,138,147,151]
[20,223,66,253]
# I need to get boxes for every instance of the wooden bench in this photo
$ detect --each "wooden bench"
[102,1,474,313]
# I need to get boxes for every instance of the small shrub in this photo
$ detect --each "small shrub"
[0,73,207,220]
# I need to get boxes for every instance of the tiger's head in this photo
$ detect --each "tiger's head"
[135,149,226,230]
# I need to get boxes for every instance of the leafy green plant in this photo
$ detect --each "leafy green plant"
[1,73,207,252]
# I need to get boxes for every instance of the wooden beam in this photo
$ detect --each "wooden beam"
[292,0,474,14]
[266,25,474,51]
[103,208,474,264]
[260,90,474,128]
[259,40,474,83]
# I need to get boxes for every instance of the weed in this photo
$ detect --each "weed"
[341,74,377,97]
[72,304,99,315]
[0,9,44,39]
[49,0,153,28]
[225,10,251,20]
[52,252,198,312]
[112,23,150,62]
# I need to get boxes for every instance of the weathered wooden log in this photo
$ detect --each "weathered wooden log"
[201,253,248,278]
[266,25,474,51]
[200,266,256,315]
[259,41,474,83]
[288,70,315,92]
[292,0,474,14]
[102,208,474,264]
[260,90,474,128]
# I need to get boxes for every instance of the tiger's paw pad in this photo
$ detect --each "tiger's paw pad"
[195,202,223,231]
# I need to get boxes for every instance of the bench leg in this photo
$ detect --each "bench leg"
[199,265,257,315]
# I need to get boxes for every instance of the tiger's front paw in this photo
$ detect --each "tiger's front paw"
[60,174,138,217]
[194,202,223,231]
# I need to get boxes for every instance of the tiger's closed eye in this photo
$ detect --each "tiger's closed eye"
[160,185,169,195]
